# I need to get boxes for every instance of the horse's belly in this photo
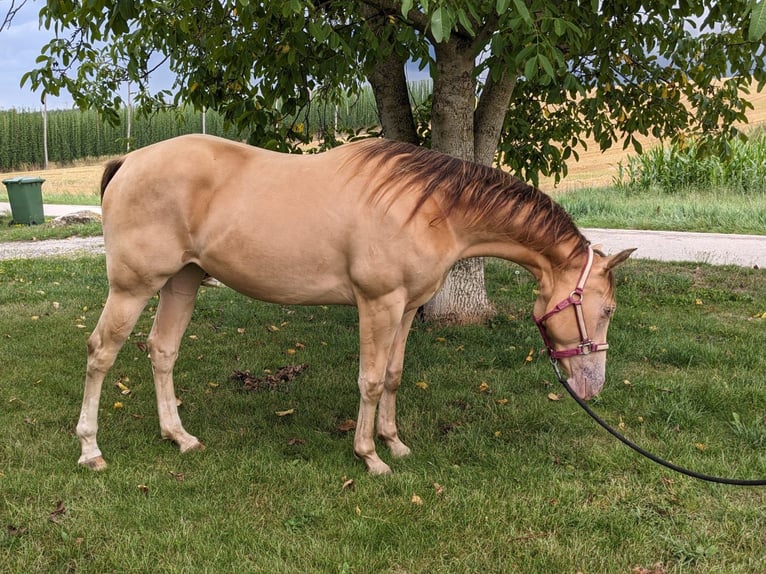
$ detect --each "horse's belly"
[206,256,356,306]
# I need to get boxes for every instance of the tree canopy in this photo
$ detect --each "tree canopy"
[17,0,766,323]
[22,1,766,183]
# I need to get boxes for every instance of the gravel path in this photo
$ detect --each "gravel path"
[0,236,105,260]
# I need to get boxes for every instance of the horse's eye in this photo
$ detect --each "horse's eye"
[604,305,616,318]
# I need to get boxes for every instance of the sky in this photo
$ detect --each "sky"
[0,0,172,110]
[0,0,70,109]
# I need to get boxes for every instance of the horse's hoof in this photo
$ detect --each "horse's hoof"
[365,459,392,476]
[387,441,412,459]
[79,455,108,471]
[179,438,205,454]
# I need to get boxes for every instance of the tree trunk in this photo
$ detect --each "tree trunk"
[422,38,496,325]
[474,72,518,167]
[367,51,419,144]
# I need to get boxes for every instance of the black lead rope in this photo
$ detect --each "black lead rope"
[550,359,766,486]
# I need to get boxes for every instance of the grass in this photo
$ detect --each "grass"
[0,212,102,242]
[555,186,766,234]
[1,255,765,573]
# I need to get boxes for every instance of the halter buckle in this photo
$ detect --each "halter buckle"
[578,340,593,355]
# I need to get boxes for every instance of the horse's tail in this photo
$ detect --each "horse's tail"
[100,158,125,202]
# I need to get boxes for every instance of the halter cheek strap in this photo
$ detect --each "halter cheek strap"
[533,245,609,359]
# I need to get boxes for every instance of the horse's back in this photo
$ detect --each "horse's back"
[100,135,454,307]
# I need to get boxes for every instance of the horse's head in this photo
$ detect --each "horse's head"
[533,246,635,400]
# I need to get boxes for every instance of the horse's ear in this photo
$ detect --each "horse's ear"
[604,248,636,271]
[591,244,605,256]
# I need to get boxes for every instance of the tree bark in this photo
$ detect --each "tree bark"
[474,71,518,167]
[362,4,419,144]
[367,52,419,144]
[422,38,496,325]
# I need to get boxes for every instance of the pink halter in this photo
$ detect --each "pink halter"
[533,245,609,359]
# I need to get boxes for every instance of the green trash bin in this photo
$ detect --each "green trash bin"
[2,176,46,225]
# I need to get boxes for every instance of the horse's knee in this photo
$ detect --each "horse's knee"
[147,335,179,372]
[358,377,385,403]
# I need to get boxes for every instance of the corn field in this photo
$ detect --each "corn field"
[0,82,433,172]
[614,128,766,195]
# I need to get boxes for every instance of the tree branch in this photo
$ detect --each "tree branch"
[360,0,429,34]
[1,0,28,32]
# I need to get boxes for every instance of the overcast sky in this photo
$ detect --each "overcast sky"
[0,1,68,109]
[0,0,173,110]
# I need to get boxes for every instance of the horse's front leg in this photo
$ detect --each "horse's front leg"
[147,265,206,453]
[354,294,407,475]
[376,309,417,458]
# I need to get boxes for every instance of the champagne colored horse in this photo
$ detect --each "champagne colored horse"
[78,134,634,475]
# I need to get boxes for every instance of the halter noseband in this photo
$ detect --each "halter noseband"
[533,245,609,359]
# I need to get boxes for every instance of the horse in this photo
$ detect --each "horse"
[77,134,634,475]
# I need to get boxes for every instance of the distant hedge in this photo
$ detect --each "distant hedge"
[0,107,241,171]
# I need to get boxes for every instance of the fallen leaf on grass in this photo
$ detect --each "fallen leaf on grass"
[547,393,562,402]
[168,471,185,482]
[341,477,355,491]
[137,484,149,495]
[632,564,667,574]
[7,525,28,537]
[48,500,66,523]
[287,437,305,446]
[411,494,423,506]
[232,363,309,392]
[275,408,295,417]
[415,381,429,390]
[433,483,444,496]
[336,419,356,432]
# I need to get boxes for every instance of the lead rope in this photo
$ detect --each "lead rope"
[549,358,766,486]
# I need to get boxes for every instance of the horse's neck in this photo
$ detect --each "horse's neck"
[457,226,583,284]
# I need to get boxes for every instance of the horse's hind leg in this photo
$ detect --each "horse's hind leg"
[147,264,206,453]
[78,290,152,470]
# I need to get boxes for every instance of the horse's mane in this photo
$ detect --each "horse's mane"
[347,139,588,256]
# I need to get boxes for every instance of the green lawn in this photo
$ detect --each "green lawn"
[1,255,765,573]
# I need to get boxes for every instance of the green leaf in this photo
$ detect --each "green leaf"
[431,7,446,42]
[512,0,533,26]
[749,0,766,41]
[538,54,554,80]
[401,0,414,18]
[496,0,510,14]
[456,9,475,36]
[524,55,538,80]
